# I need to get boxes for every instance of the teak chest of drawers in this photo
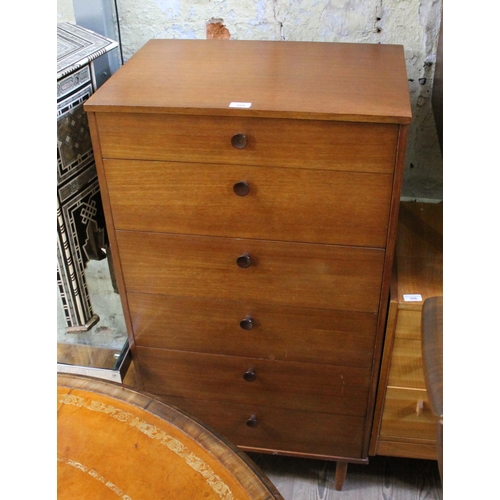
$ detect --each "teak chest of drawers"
[370,202,443,460]
[86,39,411,485]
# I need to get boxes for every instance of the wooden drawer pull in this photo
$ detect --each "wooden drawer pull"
[233,181,250,196]
[246,415,258,428]
[243,367,256,382]
[239,316,254,330]
[236,253,252,268]
[231,133,247,149]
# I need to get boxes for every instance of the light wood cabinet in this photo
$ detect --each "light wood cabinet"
[85,39,411,484]
[370,202,443,460]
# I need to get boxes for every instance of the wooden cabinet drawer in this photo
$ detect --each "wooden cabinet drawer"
[379,387,438,442]
[376,440,437,461]
[96,113,399,174]
[117,231,385,312]
[104,159,393,247]
[160,395,366,459]
[136,347,372,416]
[394,310,422,340]
[129,293,377,368]
[387,338,426,389]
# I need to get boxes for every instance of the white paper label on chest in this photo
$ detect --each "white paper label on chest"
[403,294,423,302]
[229,102,252,108]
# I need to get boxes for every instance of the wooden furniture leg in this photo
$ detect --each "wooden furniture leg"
[335,461,348,491]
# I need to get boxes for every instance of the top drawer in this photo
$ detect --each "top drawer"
[95,113,399,174]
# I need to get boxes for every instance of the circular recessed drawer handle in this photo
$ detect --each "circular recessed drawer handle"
[231,133,247,149]
[246,415,258,428]
[243,367,256,382]
[236,253,252,269]
[240,316,254,330]
[233,181,249,196]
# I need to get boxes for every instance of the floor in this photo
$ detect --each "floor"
[248,453,442,499]
[57,256,443,499]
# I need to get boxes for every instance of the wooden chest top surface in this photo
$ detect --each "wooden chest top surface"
[85,39,411,123]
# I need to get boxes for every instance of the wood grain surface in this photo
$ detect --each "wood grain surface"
[395,202,443,309]
[85,40,412,124]
[116,231,385,312]
[370,202,442,460]
[135,347,372,416]
[375,440,438,461]
[103,159,393,247]
[379,387,439,442]
[157,395,366,460]
[392,309,422,340]
[387,338,426,389]
[96,114,399,173]
[128,292,377,368]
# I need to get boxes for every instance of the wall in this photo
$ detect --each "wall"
[57,0,443,200]
[57,0,75,23]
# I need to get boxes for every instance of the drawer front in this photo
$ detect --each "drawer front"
[376,440,438,461]
[129,293,378,368]
[136,347,372,417]
[105,159,393,248]
[96,113,399,174]
[395,309,422,340]
[379,387,439,442]
[387,338,426,389]
[117,231,385,312]
[159,395,366,460]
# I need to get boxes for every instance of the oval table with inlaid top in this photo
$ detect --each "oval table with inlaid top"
[57,374,283,500]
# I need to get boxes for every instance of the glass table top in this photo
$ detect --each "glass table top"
[57,255,129,381]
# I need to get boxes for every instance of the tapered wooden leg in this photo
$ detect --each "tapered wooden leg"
[335,461,348,491]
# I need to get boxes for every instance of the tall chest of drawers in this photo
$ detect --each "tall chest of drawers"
[86,40,411,472]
